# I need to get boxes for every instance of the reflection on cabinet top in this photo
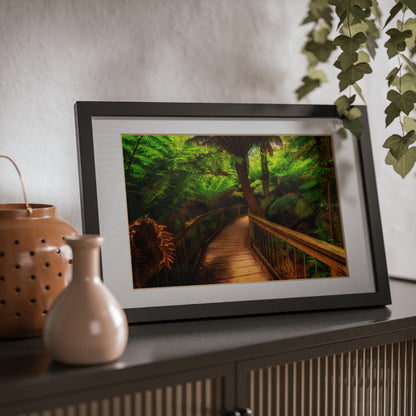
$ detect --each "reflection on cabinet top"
[1,278,416,406]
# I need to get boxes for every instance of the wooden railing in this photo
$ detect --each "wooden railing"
[150,204,248,286]
[249,214,347,279]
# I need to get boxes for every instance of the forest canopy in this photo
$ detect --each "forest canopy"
[122,134,343,243]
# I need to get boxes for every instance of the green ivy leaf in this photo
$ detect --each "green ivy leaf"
[404,129,416,144]
[366,32,378,59]
[386,67,400,86]
[296,76,321,100]
[350,6,371,21]
[304,49,320,67]
[387,89,416,114]
[302,0,333,26]
[355,0,372,9]
[344,22,365,35]
[302,11,319,25]
[342,117,364,138]
[402,0,416,15]
[337,127,348,139]
[340,20,369,36]
[337,11,348,30]
[312,24,331,43]
[403,116,416,132]
[392,72,416,92]
[334,32,367,54]
[383,134,406,159]
[345,107,362,120]
[401,18,416,49]
[393,147,416,178]
[334,95,356,115]
[366,19,381,57]
[366,19,381,38]
[334,52,358,70]
[385,101,401,126]
[384,28,413,59]
[307,69,328,83]
[383,147,416,179]
[383,2,403,29]
[305,40,336,62]
[338,62,372,91]
[319,8,334,27]
[383,131,416,159]
[371,0,382,21]
[329,0,372,23]
[402,73,416,91]
[400,53,416,76]
[385,150,397,166]
[334,95,361,120]
[357,50,370,63]
[345,107,362,121]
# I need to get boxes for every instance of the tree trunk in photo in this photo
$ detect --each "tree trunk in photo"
[235,158,265,218]
[126,136,143,173]
[325,138,334,243]
[261,151,270,199]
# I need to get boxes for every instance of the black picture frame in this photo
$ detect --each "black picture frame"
[74,102,391,323]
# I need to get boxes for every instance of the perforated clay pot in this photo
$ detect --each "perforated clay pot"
[0,156,78,339]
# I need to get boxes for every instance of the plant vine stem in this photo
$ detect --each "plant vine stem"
[347,1,352,104]
[398,8,406,137]
[347,1,352,38]
[398,54,405,136]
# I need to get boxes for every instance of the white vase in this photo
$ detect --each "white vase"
[43,235,128,365]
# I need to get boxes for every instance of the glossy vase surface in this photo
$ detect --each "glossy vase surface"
[0,204,78,339]
[43,235,128,365]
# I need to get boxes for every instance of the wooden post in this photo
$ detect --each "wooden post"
[198,222,204,246]
[249,217,254,243]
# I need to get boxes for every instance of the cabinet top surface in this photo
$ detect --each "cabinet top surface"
[0,278,415,400]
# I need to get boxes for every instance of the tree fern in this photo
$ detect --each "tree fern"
[268,193,298,216]
[294,197,316,219]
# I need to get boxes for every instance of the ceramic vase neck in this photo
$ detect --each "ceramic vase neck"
[66,235,103,282]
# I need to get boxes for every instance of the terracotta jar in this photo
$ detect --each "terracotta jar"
[0,203,78,338]
[0,155,78,338]
[43,235,128,365]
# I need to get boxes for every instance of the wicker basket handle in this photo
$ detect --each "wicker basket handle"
[0,155,32,215]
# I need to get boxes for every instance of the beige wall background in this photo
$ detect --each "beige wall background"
[1,0,414,279]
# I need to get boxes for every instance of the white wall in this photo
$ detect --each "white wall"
[1,0,414,279]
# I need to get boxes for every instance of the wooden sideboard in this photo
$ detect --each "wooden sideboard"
[1,278,416,416]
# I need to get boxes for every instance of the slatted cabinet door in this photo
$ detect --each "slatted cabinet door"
[236,340,416,416]
[4,364,235,416]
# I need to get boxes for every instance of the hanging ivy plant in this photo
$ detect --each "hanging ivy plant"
[296,0,335,100]
[297,0,416,178]
[296,0,336,100]
[383,2,416,178]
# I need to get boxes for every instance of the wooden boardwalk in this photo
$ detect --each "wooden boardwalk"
[195,216,273,284]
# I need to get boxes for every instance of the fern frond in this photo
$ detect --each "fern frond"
[268,193,298,216]
[294,198,315,219]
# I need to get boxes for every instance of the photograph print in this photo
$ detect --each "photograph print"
[122,134,348,289]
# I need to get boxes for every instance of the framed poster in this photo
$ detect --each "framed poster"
[74,102,390,322]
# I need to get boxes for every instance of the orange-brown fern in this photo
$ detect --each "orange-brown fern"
[129,216,176,288]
